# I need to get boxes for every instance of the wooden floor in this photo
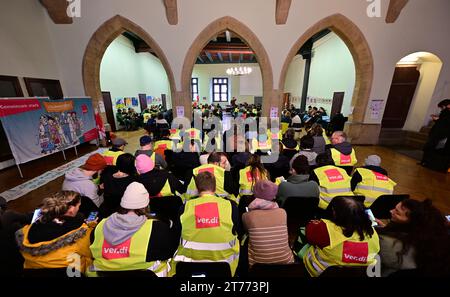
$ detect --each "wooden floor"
[2,129,449,215]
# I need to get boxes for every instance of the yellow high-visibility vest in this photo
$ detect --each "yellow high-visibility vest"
[238,166,268,196]
[330,148,357,166]
[353,168,397,207]
[185,128,201,141]
[149,179,175,198]
[185,164,227,200]
[154,140,174,151]
[313,165,354,209]
[251,135,272,151]
[88,219,170,277]
[169,129,181,140]
[102,150,125,166]
[172,194,239,276]
[304,219,380,277]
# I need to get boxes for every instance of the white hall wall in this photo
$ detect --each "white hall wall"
[0,0,61,95]
[100,35,171,128]
[1,0,450,133]
[192,63,262,106]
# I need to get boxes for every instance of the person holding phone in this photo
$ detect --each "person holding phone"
[15,191,96,274]
[375,199,450,277]
[301,196,380,277]
[88,182,178,277]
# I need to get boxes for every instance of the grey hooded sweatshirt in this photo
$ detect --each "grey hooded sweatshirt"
[103,213,147,245]
[62,168,103,207]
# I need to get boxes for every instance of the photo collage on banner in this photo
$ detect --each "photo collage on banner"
[0,97,97,164]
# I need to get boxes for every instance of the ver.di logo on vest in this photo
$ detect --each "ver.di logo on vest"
[102,238,131,260]
[324,169,344,182]
[195,203,220,229]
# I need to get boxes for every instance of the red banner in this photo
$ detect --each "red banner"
[0,99,41,117]
[83,128,99,142]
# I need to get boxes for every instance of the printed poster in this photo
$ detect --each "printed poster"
[0,97,97,164]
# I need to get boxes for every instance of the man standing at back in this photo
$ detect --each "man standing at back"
[172,172,240,276]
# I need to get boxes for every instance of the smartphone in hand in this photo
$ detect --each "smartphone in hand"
[365,209,378,227]
[86,211,98,222]
[31,208,42,224]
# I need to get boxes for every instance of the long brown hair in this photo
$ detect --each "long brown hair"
[39,191,81,223]
[379,199,450,276]
[246,154,269,189]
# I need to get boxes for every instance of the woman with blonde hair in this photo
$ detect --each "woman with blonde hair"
[16,191,95,274]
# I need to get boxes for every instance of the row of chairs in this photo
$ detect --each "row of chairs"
[23,263,420,278]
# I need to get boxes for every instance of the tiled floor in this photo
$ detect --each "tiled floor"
[2,129,449,215]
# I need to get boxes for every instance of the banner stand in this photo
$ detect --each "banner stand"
[17,164,24,179]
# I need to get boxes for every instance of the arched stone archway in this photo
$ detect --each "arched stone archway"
[180,16,274,119]
[279,14,375,144]
[82,15,176,124]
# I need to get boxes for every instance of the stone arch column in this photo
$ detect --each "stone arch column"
[82,15,176,125]
[181,16,274,119]
[279,14,376,144]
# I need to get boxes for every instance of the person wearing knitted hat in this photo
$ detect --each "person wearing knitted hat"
[135,135,168,169]
[88,182,179,277]
[242,180,294,268]
[136,154,185,199]
[62,153,107,208]
[351,154,397,207]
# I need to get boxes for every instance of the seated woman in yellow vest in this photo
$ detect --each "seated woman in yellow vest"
[134,135,167,169]
[301,196,380,277]
[185,152,238,202]
[88,182,178,277]
[238,154,270,196]
[172,171,240,277]
[351,155,396,208]
[136,154,185,198]
[16,191,95,274]
[309,153,354,209]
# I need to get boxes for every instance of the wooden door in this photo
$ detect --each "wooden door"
[102,91,117,132]
[330,92,345,117]
[283,93,291,109]
[382,67,420,128]
[139,94,147,111]
[161,94,167,110]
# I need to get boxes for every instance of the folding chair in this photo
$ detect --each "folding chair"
[175,262,232,277]
[370,194,410,219]
[96,270,157,278]
[248,263,307,278]
[319,265,369,277]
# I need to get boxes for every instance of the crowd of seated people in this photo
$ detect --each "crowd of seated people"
[1,118,450,278]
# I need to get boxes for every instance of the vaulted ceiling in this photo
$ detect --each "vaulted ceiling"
[196,31,257,65]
